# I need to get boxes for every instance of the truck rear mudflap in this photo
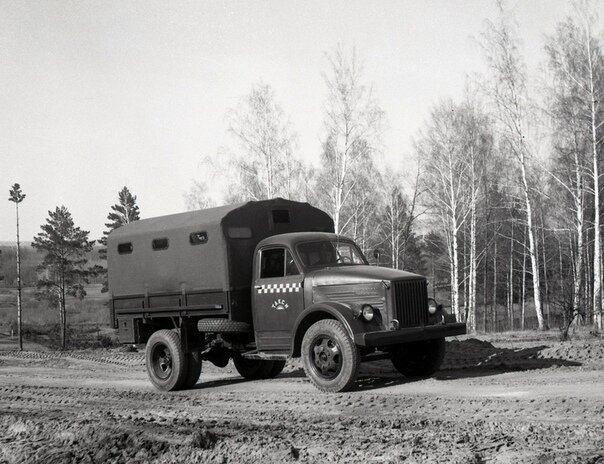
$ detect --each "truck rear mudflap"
[354,322,466,347]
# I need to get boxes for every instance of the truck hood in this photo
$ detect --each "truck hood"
[309,265,424,287]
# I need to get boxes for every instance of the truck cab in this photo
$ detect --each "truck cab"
[249,232,465,391]
[108,199,465,393]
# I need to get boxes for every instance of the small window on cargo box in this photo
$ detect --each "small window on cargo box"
[228,227,253,239]
[189,231,208,245]
[152,238,169,250]
[272,209,290,223]
[117,242,133,254]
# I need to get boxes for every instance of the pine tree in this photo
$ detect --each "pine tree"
[98,187,140,292]
[32,206,94,349]
[8,183,26,351]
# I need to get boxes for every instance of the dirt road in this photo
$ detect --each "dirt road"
[1,336,603,463]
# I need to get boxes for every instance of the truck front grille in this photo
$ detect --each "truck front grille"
[392,279,428,328]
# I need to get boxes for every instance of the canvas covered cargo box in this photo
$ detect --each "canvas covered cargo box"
[107,198,334,325]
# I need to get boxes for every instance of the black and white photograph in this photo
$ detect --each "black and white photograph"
[1,1,604,462]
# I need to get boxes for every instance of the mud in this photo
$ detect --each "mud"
[0,335,603,463]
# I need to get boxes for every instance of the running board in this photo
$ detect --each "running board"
[240,350,288,361]
[361,352,390,363]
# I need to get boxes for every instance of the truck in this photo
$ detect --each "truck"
[108,198,466,393]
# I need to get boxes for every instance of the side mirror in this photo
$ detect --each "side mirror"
[373,248,382,265]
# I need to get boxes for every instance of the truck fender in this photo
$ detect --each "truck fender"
[290,302,366,357]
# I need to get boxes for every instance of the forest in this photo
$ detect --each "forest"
[3,2,604,337]
[182,3,604,334]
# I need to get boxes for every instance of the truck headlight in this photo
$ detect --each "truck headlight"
[361,305,374,321]
[428,298,438,315]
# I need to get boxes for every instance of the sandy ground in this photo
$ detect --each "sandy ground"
[0,334,603,463]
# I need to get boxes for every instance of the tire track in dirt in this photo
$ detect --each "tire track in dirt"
[1,338,604,463]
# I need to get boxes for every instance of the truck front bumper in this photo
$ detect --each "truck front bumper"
[353,322,467,347]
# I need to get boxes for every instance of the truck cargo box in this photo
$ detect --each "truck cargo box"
[107,198,334,326]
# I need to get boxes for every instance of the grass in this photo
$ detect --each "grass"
[0,284,117,349]
[0,284,110,327]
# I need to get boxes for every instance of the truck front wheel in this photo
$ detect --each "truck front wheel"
[389,338,446,377]
[301,319,360,393]
[145,330,188,391]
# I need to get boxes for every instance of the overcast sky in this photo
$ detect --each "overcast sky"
[0,0,599,242]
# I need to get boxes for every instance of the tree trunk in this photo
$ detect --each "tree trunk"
[519,150,545,329]
[571,144,585,324]
[540,212,550,329]
[585,241,595,323]
[493,237,497,332]
[469,218,477,332]
[509,222,515,330]
[522,228,527,331]
[451,226,460,321]
[483,253,488,333]
[506,273,510,331]
[463,226,468,323]
[15,203,23,351]
[61,274,66,350]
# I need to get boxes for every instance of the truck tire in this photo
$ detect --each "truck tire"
[265,360,286,378]
[145,330,188,391]
[301,319,360,393]
[233,356,274,380]
[390,338,446,377]
[197,319,253,333]
[181,352,202,389]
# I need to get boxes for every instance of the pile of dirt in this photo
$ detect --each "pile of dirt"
[442,337,604,371]
[537,340,604,366]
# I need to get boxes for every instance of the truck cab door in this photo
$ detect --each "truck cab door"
[252,246,304,352]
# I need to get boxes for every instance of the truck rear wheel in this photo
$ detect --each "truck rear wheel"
[301,319,360,393]
[145,330,188,391]
[389,338,445,377]
[181,352,202,389]
[233,356,274,380]
[265,360,286,378]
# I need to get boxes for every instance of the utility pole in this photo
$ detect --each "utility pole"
[8,184,26,351]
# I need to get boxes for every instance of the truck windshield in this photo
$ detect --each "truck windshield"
[296,240,367,268]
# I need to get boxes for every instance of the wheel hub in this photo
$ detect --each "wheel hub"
[311,336,342,380]
[152,344,173,380]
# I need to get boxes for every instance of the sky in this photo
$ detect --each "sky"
[0,0,600,242]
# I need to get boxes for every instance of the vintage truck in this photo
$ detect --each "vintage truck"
[108,198,466,392]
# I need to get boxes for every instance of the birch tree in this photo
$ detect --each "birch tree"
[378,170,421,270]
[316,46,384,233]
[417,100,471,320]
[481,3,546,329]
[418,98,491,326]
[460,100,492,331]
[184,180,213,211]
[545,4,604,329]
[226,83,303,202]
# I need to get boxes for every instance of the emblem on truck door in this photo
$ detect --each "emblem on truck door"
[271,299,289,311]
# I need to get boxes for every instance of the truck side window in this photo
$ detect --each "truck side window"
[285,250,300,276]
[117,242,133,254]
[152,238,169,251]
[260,248,285,279]
[189,231,208,245]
